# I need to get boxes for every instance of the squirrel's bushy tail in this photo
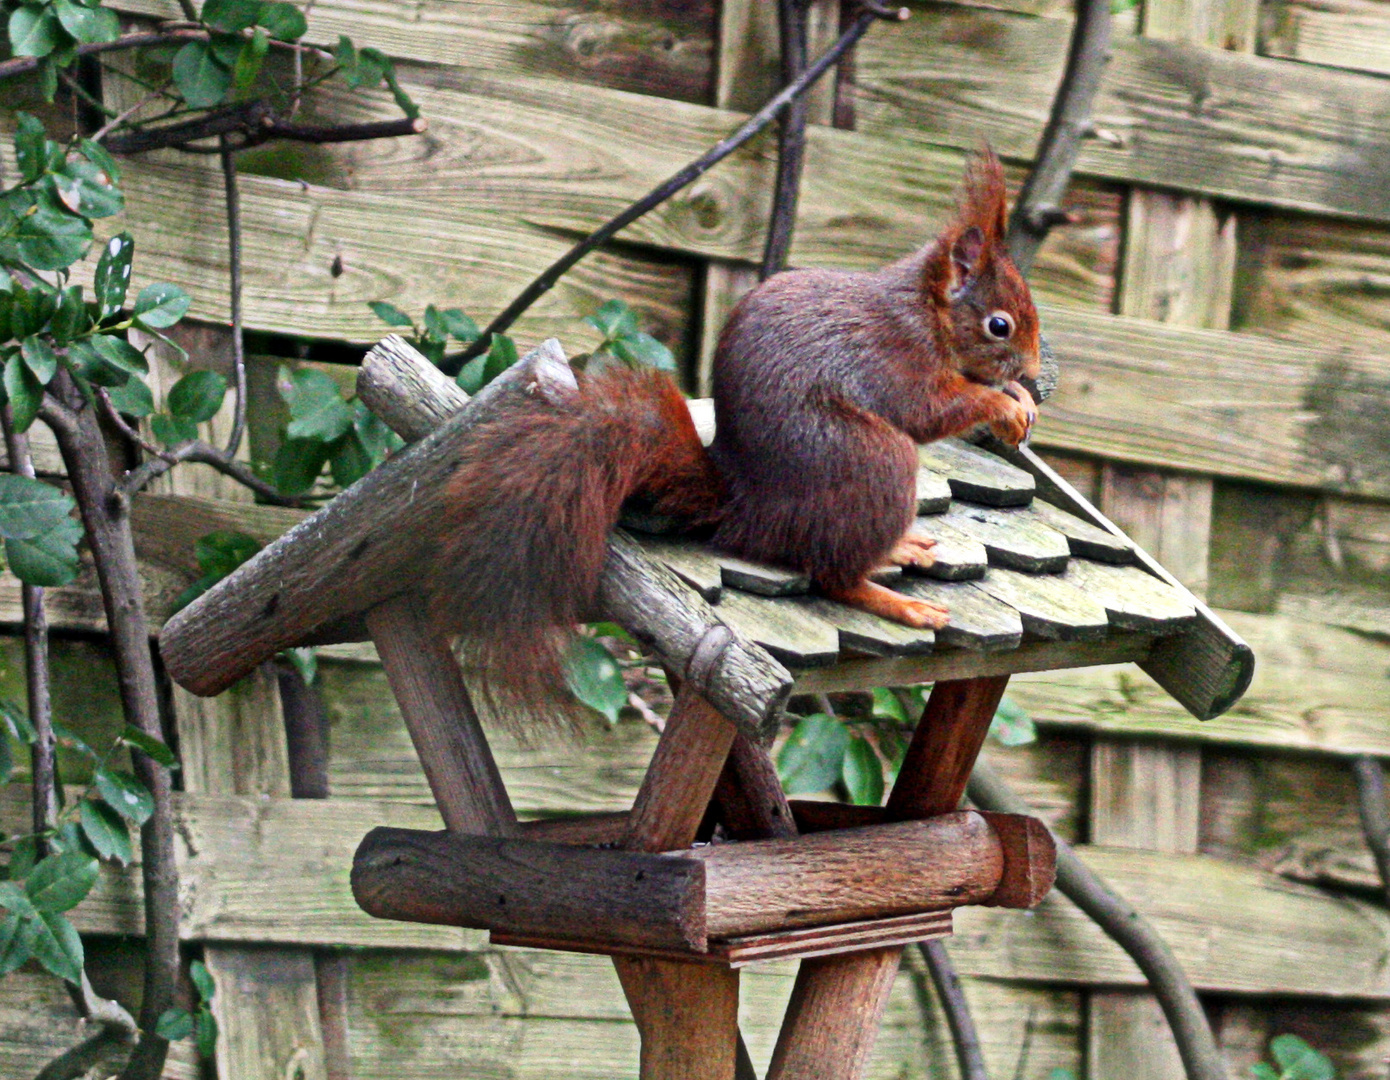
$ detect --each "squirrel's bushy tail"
[429,362,721,732]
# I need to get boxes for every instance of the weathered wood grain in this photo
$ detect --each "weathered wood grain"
[894,579,1024,651]
[1260,0,1390,75]
[915,468,954,514]
[1060,559,1198,633]
[937,503,1071,573]
[1028,499,1135,563]
[112,0,716,103]
[792,596,937,658]
[686,813,1005,937]
[717,554,811,597]
[614,958,740,1080]
[907,517,989,581]
[640,538,725,602]
[712,588,842,668]
[972,567,1112,642]
[352,827,707,951]
[854,2,1390,224]
[918,439,1036,507]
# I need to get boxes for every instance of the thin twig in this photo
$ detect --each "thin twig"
[441,0,908,375]
[919,940,990,1080]
[102,105,425,154]
[0,407,56,844]
[117,437,302,505]
[761,0,810,280]
[1353,756,1390,909]
[98,388,177,463]
[219,135,248,459]
[967,760,1229,1080]
[90,88,176,145]
[1004,0,1111,275]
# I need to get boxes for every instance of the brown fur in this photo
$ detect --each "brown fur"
[432,148,1039,725]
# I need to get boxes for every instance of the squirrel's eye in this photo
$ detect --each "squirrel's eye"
[984,312,1014,340]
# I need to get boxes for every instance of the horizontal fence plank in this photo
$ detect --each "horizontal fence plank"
[1260,0,1390,77]
[854,1,1390,225]
[22,789,1390,998]
[111,0,717,103]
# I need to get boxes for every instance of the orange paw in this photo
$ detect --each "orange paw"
[824,578,950,630]
[890,533,937,570]
[990,381,1037,446]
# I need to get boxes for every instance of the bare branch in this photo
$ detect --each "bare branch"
[1004,0,1111,275]
[967,760,1229,1080]
[917,940,989,1080]
[219,135,249,459]
[0,407,56,843]
[98,389,177,463]
[761,0,810,280]
[0,28,327,82]
[91,88,170,145]
[117,437,302,505]
[1353,756,1390,909]
[442,0,909,375]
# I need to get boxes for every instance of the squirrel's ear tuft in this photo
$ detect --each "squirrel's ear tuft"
[959,145,1009,245]
[951,225,985,281]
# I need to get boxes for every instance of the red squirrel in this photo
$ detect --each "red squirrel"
[431,148,1039,721]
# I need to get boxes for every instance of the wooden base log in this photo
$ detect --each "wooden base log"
[352,827,708,952]
[615,956,741,1080]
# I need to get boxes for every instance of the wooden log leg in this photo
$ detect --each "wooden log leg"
[365,592,516,836]
[617,682,741,1077]
[765,676,1010,1080]
[615,957,742,1080]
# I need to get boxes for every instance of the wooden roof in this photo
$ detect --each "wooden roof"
[159,338,1253,738]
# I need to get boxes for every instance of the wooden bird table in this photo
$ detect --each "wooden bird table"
[159,337,1252,1080]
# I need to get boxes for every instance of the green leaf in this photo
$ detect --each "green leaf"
[564,637,627,724]
[172,39,233,109]
[4,353,41,433]
[455,354,487,396]
[94,233,135,318]
[14,114,47,184]
[24,851,98,913]
[30,910,82,983]
[256,0,306,41]
[777,715,850,795]
[0,881,36,919]
[190,957,215,1002]
[1252,1066,1280,1080]
[0,700,36,744]
[584,299,638,341]
[8,5,62,58]
[352,402,403,467]
[421,304,448,341]
[77,139,120,186]
[342,43,385,88]
[66,340,123,388]
[232,26,269,93]
[49,284,87,343]
[0,732,11,783]
[195,1006,218,1059]
[167,370,227,422]
[870,687,908,724]
[105,376,154,418]
[5,525,82,587]
[0,912,36,975]
[988,696,1036,747]
[611,332,675,372]
[7,837,39,881]
[442,308,479,343]
[94,768,154,825]
[841,736,884,806]
[157,1007,194,1040]
[333,34,356,69]
[120,724,177,768]
[484,333,518,382]
[150,413,198,447]
[133,282,191,330]
[329,429,371,488]
[1270,1035,1335,1080]
[13,188,92,271]
[282,367,353,442]
[0,475,76,542]
[88,333,149,377]
[367,300,413,328]
[52,0,118,45]
[380,60,418,120]
[52,720,94,760]
[272,437,331,496]
[54,157,123,218]
[79,798,132,864]
[201,0,263,31]
[193,530,260,580]
[20,336,56,385]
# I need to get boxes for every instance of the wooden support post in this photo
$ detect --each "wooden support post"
[765,675,1009,1080]
[1088,0,1252,1065]
[365,592,517,837]
[615,682,742,1079]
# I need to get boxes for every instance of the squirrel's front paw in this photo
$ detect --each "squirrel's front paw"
[990,382,1037,446]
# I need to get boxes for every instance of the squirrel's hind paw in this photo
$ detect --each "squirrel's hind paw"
[823,578,950,630]
[889,533,938,570]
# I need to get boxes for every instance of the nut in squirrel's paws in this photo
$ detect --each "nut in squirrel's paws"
[890,534,938,570]
[990,381,1037,446]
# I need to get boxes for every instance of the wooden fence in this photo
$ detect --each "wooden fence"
[4,0,1390,1074]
